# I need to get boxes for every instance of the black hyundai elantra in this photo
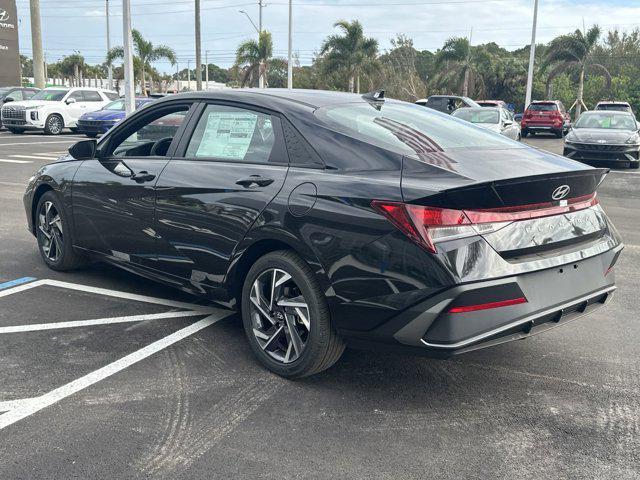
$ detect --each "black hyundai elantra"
[23,89,623,377]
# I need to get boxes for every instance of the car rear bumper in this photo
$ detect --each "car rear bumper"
[341,245,622,356]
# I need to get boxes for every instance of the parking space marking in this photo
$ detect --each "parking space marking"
[0,313,228,431]
[0,278,217,312]
[0,139,81,147]
[609,170,640,176]
[0,158,33,164]
[0,310,206,334]
[0,277,36,290]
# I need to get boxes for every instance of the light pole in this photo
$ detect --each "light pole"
[205,50,209,90]
[195,0,202,91]
[122,0,135,114]
[239,8,265,88]
[29,0,45,89]
[524,0,539,111]
[106,0,113,90]
[287,0,292,89]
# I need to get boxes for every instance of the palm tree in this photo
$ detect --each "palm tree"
[107,29,176,95]
[319,20,379,93]
[543,25,611,116]
[433,37,488,97]
[236,31,274,88]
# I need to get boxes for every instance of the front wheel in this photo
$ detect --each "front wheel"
[35,191,88,271]
[43,114,64,135]
[241,250,345,378]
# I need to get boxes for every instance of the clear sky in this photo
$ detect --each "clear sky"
[13,0,640,73]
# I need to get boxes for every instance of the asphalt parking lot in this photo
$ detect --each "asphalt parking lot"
[0,129,639,479]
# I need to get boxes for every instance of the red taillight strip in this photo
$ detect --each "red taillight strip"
[464,193,598,223]
[448,296,527,314]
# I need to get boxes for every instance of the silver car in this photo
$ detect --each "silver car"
[452,107,521,140]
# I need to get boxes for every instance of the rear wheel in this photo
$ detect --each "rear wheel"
[241,250,345,378]
[85,132,98,138]
[35,191,88,271]
[43,114,63,135]
[554,129,564,138]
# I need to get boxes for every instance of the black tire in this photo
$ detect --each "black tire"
[85,132,98,138]
[554,129,564,138]
[630,161,640,169]
[43,114,64,135]
[8,127,25,134]
[69,127,78,133]
[35,191,88,271]
[241,250,345,378]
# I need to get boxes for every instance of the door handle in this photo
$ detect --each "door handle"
[131,171,156,183]
[235,175,274,188]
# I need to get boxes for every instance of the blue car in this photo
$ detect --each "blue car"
[77,97,154,137]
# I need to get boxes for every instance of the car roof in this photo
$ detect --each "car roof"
[597,101,630,105]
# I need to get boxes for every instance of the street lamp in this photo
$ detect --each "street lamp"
[238,9,264,88]
[239,10,259,34]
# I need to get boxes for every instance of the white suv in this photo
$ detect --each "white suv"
[0,87,118,135]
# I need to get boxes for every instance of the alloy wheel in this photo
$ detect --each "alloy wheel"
[38,201,63,262]
[249,268,311,364]
[48,116,62,134]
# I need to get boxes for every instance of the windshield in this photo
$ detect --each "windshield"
[103,99,125,111]
[528,103,557,112]
[31,89,68,101]
[574,112,637,130]
[316,101,519,156]
[452,108,499,124]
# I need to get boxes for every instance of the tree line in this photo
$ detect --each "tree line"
[22,22,640,114]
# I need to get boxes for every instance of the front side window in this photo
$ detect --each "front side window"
[316,101,519,156]
[68,91,85,102]
[110,106,189,157]
[185,105,277,163]
[6,90,23,101]
[31,89,68,101]
[82,90,103,102]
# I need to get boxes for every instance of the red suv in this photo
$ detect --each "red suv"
[521,100,571,138]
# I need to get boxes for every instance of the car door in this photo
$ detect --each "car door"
[64,90,86,122]
[71,101,196,269]
[153,102,289,291]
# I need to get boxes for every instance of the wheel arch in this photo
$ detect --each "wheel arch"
[30,183,56,235]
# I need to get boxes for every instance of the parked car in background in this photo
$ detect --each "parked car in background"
[452,107,521,140]
[1,87,118,135]
[24,89,622,377]
[514,113,523,122]
[77,97,155,137]
[0,86,40,129]
[564,111,639,168]
[476,100,507,109]
[595,101,634,115]
[415,95,480,114]
[521,100,571,138]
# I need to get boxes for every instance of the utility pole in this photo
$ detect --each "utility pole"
[29,0,45,88]
[205,50,209,90]
[258,0,264,88]
[106,0,113,90]
[287,0,292,89]
[122,0,135,114]
[524,0,539,110]
[195,0,202,91]
[176,62,180,92]
[187,59,191,90]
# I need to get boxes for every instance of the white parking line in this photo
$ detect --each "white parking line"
[608,170,640,176]
[0,310,205,334]
[0,314,227,431]
[0,139,81,147]
[0,158,32,164]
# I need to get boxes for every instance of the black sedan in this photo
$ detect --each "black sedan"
[24,89,622,377]
[564,111,640,168]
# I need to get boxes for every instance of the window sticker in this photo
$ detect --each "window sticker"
[196,111,258,160]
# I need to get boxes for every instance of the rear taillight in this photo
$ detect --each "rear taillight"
[371,194,598,254]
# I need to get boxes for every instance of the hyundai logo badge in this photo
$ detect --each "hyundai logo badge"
[552,185,571,201]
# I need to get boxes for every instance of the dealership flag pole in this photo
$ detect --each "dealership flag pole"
[29,0,45,89]
[287,0,292,89]
[106,0,113,90]
[122,0,135,114]
[524,0,539,110]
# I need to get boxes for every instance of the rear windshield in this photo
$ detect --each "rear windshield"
[528,103,557,112]
[315,101,519,154]
[452,108,499,124]
[31,89,68,101]
[596,104,631,112]
[574,112,637,130]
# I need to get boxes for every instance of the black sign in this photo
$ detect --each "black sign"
[0,0,20,87]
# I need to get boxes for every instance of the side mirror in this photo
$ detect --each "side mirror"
[66,97,77,105]
[503,120,513,127]
[69,140,97,160]
[3,97,14,103]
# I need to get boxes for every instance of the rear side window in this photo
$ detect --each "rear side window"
[528,103,557,112]
[68,91,85,102]
[105,91,119,101]
[185,104,279,164]
[82,90,103,102]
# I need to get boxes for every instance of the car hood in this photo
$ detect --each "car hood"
[80,110,124,121]
[3,100,60,108]
[568,128,635,144]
